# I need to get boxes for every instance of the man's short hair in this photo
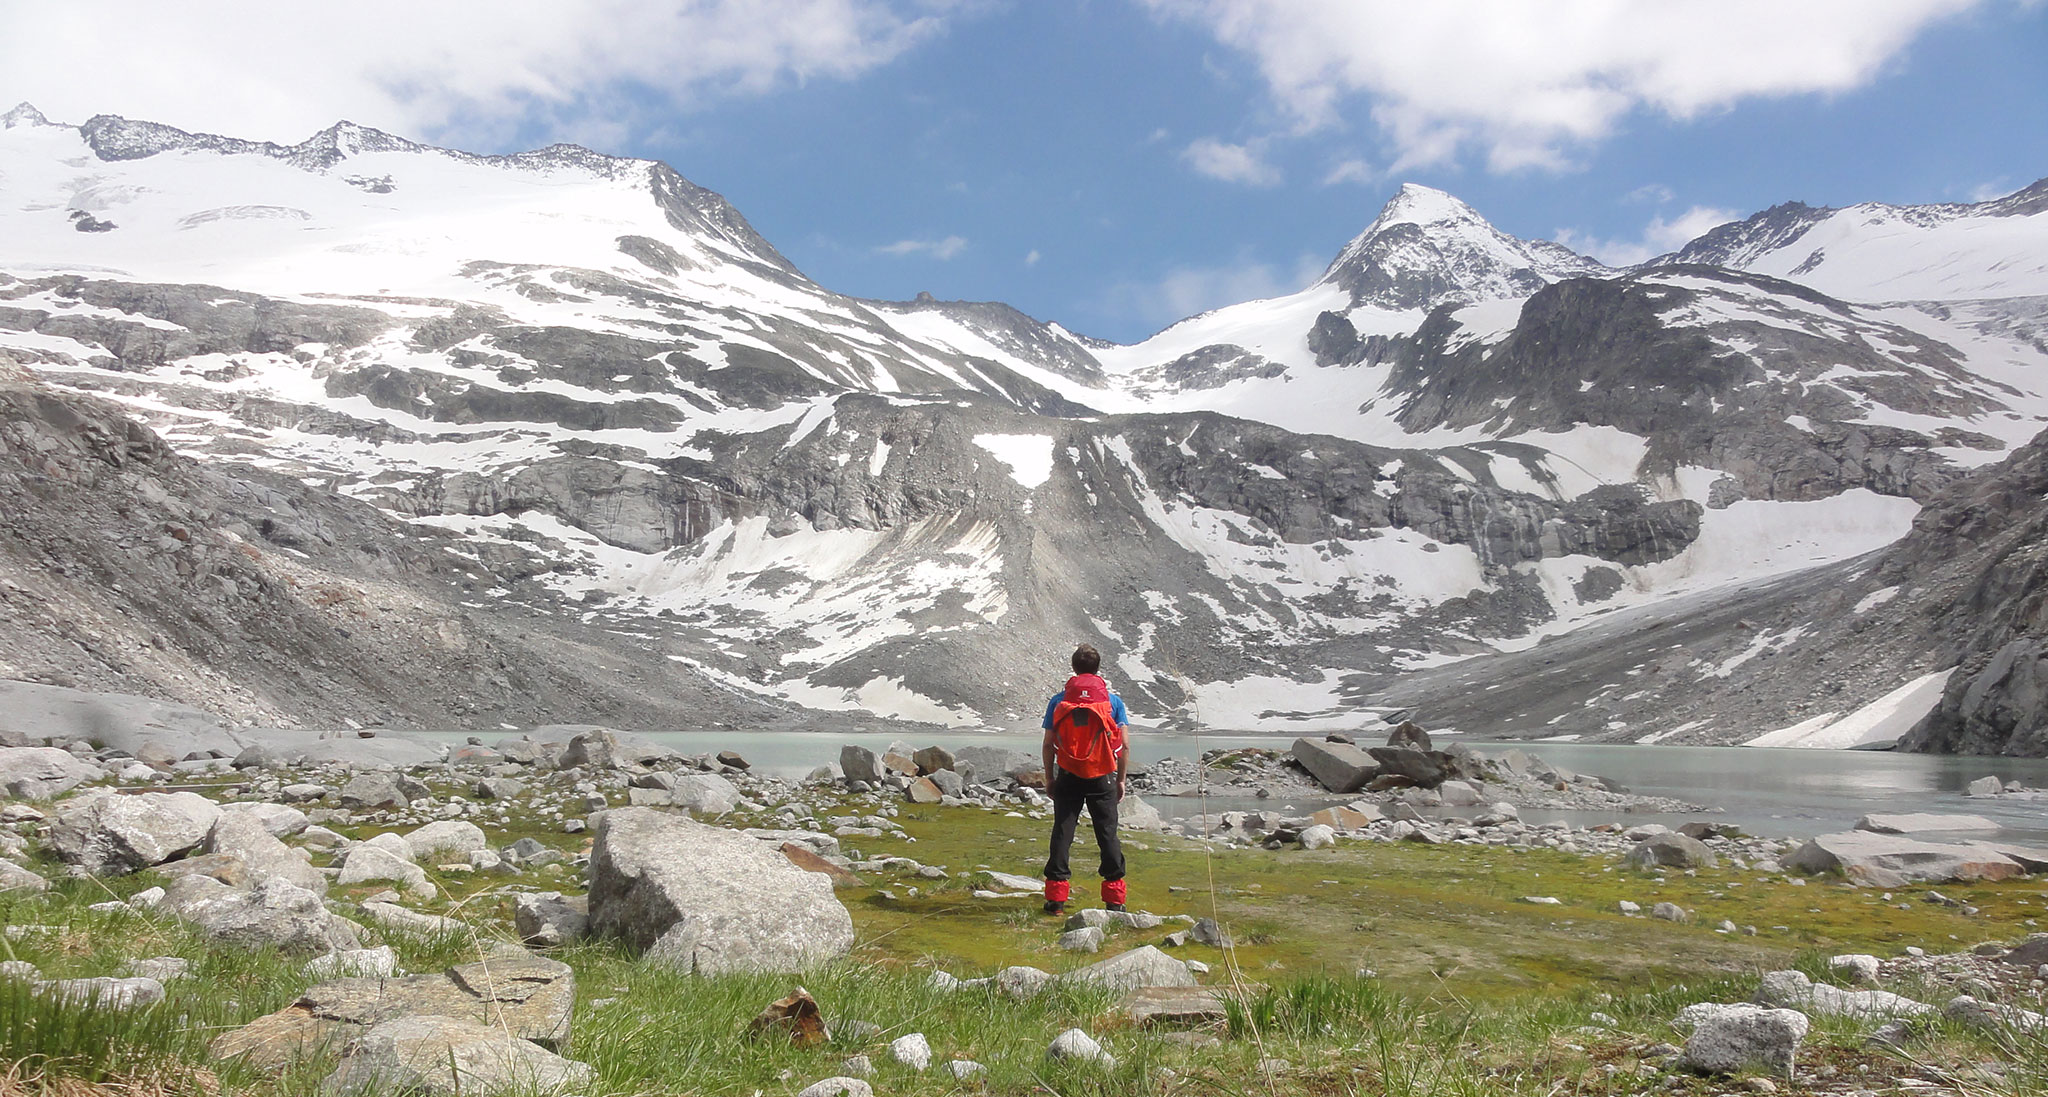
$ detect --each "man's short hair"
[1072,644,1101,675]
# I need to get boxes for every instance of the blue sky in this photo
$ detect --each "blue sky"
[4,1,2045,342]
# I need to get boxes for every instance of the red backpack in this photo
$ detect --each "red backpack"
[1050,674,1124,779]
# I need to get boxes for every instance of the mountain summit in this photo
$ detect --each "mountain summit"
[1317,183,1609,312]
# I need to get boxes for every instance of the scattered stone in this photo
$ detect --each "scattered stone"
[1626,832,1720,870]
[1048,1027,1114,1065]
[1787,832,2025,885]
[1191,917,1232,947]
[1828,954,1882,984]
[1650,902,1690,923]
[947,1059,985,1079]
[337,773,410,810]
[889,1032,932,1070]
[1855,813,2000,835]
[1290,738,1377,793]
[1060,926,1105,952]
[208,811,326,895]
[1122,985,1228,1026]
[1753,970,1931,1019]
[163,875,360,955]
[1299,824,1337,850]
[996,965,1054,1000]
[514,892,589,948]
[796,1078,872,1097]
[123,956,192,982]
[305,947,398,980]
[336,845,434,898]
[37,976,166,1009]
[0,856,50,893]
[1061,945,1197,994]
[407,820,487,861]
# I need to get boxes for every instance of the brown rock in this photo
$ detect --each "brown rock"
[904,777,942,804]
[780,842,863,888]
[748,987,827,1047]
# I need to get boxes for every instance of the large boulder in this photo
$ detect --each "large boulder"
[1386,722,1433,752]
[1625,832,1720,871]
[839,745,881,785]
[163,876,361,955]
[1290,738,1376,793]
[556,728,620,770]
[911,746,955,775]
[587,807,854,974]
[1367,747,1450,789]
[49,790,222,874]
[319,1015,591,1096]
[0,746,101,800]
[515,893,589,947]
[220,802,311,838]
[207,811,326,895]
[336,846,434,898]
[1786,831,2027,886]
[337,773,409,810]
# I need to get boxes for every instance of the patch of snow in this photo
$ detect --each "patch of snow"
[1744,670,1954,749]
[972,433,1055,489]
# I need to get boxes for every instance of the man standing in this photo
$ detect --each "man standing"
[1041,643,1130,914]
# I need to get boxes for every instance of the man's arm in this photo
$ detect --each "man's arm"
[1112,693,1129,801]
[1040,725,1057,791]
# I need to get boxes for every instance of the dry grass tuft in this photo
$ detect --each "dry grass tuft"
[0,1060,220,1097]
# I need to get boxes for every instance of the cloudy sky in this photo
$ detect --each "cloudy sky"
[3,0,2044,342]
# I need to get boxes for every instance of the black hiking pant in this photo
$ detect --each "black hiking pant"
[1043,769,1124,882]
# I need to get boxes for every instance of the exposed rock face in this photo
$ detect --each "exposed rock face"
[587,807,854,974]
[49,790,221,874]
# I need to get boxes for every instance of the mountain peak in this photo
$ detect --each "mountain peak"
[2,102,51,129]
[1317,183,1605,311]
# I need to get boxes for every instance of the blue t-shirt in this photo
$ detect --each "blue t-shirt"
[1043,691,1128,729]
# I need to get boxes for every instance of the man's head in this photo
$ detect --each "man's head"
[1072,643,1102,675]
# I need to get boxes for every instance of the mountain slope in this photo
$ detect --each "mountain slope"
[4,104,2048,745]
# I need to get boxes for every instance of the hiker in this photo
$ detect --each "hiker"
[1040,643,1130,914]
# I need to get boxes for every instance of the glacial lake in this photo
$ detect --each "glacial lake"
[479,727,2048,846]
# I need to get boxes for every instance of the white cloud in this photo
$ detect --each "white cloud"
[1181,136,1282,186]
[1145,0,1986,172]
[1113,252,1324,327]
[1323,158,1376,186]
[1025,249,1043,266]
[0,1,955,148]
[1554,205,1740,266]
[876,235,969,260]
[1968,178,2017,202]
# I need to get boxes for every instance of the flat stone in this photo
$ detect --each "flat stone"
[0,745,101,800]
[1290,738,1376,793]
[1122,985,1229,1026]
[1680,1004,1808,1076]
[1754,969,1931,1019]
[318,1014,591,1096]
[1059,945,1196,994]
[1855,813,2000,835]
[1787,831,2026,885]
[1626,832,1720,871]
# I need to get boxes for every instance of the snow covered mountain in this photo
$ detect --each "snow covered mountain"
[4,103,2047,750]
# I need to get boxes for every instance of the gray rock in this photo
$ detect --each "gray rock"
[123,956,192,982]
[219,802,310,838]
[473,777,526,800]
[996,965,1054,1000]
[319,1015,592,1096]
[0,856,50,893]
[163,876,360,955]
[49,790,222,874]
[1650,902,1690,923]
[37,976,165,1009]
[951,745,1039,786]
[1626,832,1720,870]
[336,846,434,897]
[1386,722,1433,752]
[1299,824,1337,850]
[947,1060,985,1079]
[0,745,102,800]
[557,729,621,770]
[1827,954,1882,983]
[1854,813,2000,835]
[1786,831,2026,885]
[1680,1005,1808,1076]
[1368,746,1450,788]
[796,1079,873,1097]
[208,810,327,894]
[587,807,853,974]
[406,820,487,861]
[1290,737,1376,793]
[515,892,589,947]
[1966,775,2004,797]
[1191,918,1232,947]
[927,769,965,798]
[1060,945,1196,994]
[305,947,398,979]
[669,773,741,815]
[337,773,409,810]
[1436,779,1483,807]
[1060,926,1105,952]
[1047,1027,1114,1065]
[889,1032,931,1070]
[839,745,881,785]
[1753,969,1932,1019]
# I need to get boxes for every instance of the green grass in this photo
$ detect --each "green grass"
[8,793,2048,1095]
